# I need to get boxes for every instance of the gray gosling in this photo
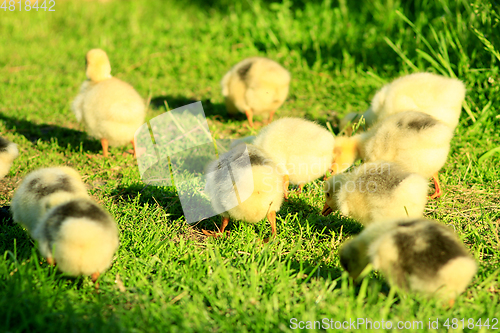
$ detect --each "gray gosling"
[11,167,119,281]
[0,136,19,179]
[340,218,477,303]
[221,57,290,127]
[332,111,453,198]
[322,162,428,225]
[204,144,284,238]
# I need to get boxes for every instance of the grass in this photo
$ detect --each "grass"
[0,0,499,331]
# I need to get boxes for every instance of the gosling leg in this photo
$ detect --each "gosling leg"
[219,216,229,234]
[101,138,109,157]
[244,109,254,128]
[263,210,277,242]
[131,139,137,158]
[91,271,100,283]
[429,172,442,199]
[267,210,277,237]
[202,216,230,237]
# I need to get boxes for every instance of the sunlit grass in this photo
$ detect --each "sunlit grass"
[0,0,499,331]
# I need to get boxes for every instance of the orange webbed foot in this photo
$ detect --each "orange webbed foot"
[202,217,230,238]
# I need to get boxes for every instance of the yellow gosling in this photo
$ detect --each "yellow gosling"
[322,162,428,224]
[221,57,290,127]
[72,49,145,157]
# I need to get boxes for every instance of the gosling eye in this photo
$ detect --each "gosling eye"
[326,193,330,198]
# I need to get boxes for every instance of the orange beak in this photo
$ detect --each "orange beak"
[322,203,333,216]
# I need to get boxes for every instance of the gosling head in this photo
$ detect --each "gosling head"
[85,49,112,82]
[322,174,345,216]
[339,237,371,280]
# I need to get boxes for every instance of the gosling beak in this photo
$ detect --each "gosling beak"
[321,203,333,216]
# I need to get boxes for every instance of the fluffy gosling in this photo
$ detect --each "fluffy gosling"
[339,72,464,139]
[340,218,477,302]
[221,57,291,127]
[322,162,428,225]
[204,144,284,237]
[11,167,119,281]
[72,48,146,157]
[332,111,454,198]
[0,136,19,179]
[11,167,89,232]
[253,117,335,198]
[369,72,465,130]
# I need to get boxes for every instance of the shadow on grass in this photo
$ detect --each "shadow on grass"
[105,175,229,239]
[282,192,318,215]
[0,274,123,333]
[109,182,185,222]
[151,94,254,126]
[288,257,344,282]
[107,182,383,297]
[0,205,13,225]
[151,95,228,120]
[312,213,363,238]
[0,205,37,262]
[180,192,364,243]
[0,114,102,154]
[281,193,362,236]
[106,178,363,251]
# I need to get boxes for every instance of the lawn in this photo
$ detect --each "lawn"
[0,0,499,332]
